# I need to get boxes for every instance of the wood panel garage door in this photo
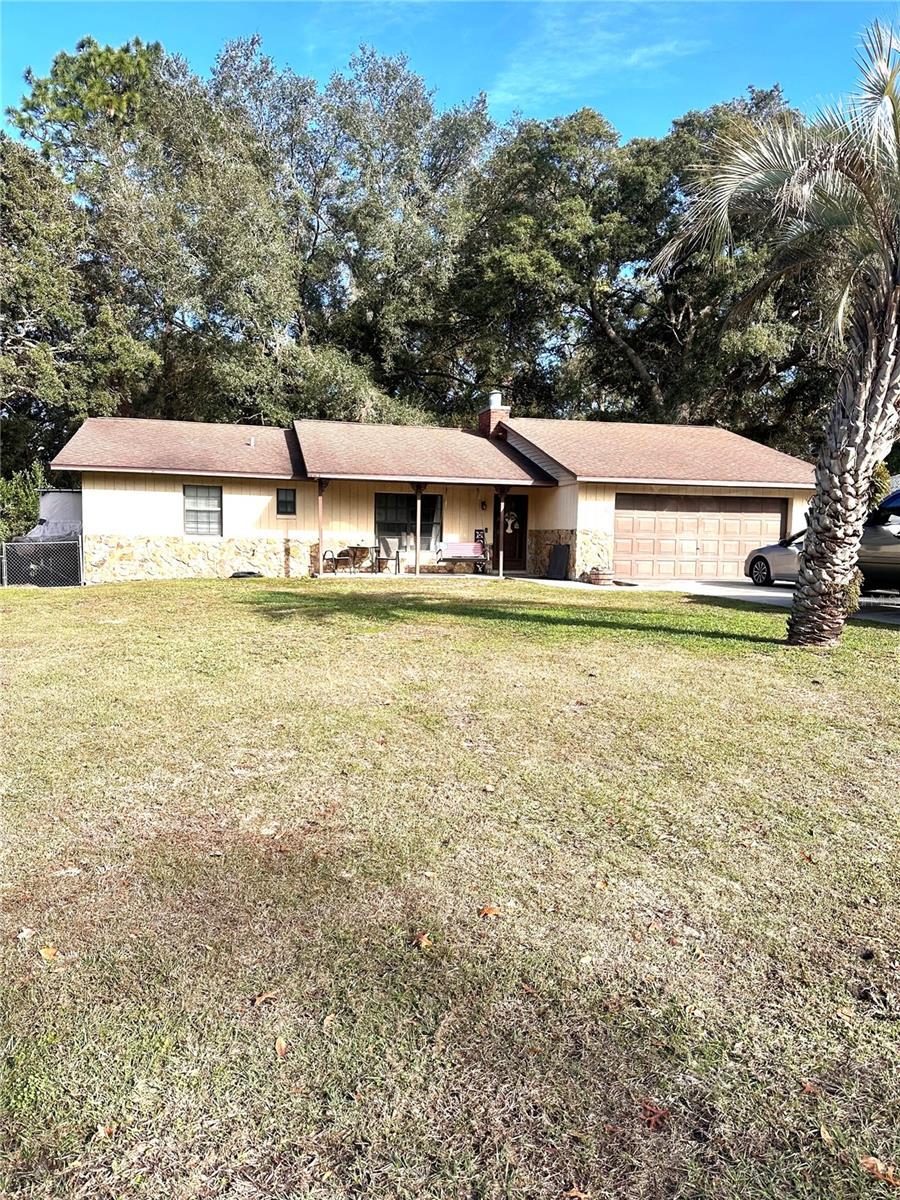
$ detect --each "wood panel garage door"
[613,493,787,579]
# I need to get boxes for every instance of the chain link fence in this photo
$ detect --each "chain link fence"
[1,539,82,587]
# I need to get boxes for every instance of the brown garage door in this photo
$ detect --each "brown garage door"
[613,493,787,580]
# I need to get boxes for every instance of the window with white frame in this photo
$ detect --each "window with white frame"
[184,485,222,535]
[374,492,442,550]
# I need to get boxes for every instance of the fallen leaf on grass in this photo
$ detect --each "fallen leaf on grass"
[802,1080,822,1096]
[252,991,277,1008]
[860,1157,900,1187]
[275,1036,289,1059]
[94,1123,117,1140]
[820,1125,836,1150]
[479,905,502,920]
[410,931,432,949]
[563,1187,589,1199]
[322,1013,337,1031]
[640,1100,669,1130]
[38,945,59,961]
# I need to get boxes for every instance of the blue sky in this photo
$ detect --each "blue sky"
[1,1,894,140]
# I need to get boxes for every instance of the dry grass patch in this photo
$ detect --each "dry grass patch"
[1,577,899,1199]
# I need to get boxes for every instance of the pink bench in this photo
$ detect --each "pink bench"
[437,541,489,573]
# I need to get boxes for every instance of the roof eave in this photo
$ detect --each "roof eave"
[495,422,577,482]
[575,475,814,489]
[307,471,553,486]
[52,463,304,481]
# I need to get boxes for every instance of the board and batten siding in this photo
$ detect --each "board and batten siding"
[316,481,530,547]
[81,473,529,546]
[81,472,811,569]
[81,473,319,538]
[528,483,578,531]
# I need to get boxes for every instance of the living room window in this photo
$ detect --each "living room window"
[374,492,442,550]
[184,485,222,536]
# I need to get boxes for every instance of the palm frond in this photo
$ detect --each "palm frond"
[854,21,900,165]
[653,121,817,273]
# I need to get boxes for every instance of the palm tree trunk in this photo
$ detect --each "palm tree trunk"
[787,278,900,647]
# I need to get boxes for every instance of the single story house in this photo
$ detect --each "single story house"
[51,393,814,584]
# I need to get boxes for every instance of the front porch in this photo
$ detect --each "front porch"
[312,478,561,580]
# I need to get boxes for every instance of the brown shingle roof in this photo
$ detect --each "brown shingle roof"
[293,420,553,484]
[51,417,304,479]
[52,413,814,491]
[502,418,814,487]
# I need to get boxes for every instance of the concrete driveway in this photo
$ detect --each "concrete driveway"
[632,578,900,628]
[526,575,900,628]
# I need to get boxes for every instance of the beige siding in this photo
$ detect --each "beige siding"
[529,483,578,531]
[318,481,527,549]
[81,472,812,575]
[82,473,319,538]
[82,473,534,547]
[611,482,812,502]
[787,494,810,534]
[575,483,615,534]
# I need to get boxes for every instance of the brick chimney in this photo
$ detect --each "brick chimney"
[477,389,511,438]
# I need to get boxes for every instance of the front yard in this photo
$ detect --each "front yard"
[2,577,898,1199]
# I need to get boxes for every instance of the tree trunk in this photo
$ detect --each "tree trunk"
[787,277,900,647]
[590,294,667,416]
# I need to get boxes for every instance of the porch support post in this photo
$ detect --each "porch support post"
[411,482,426,577]
[496,486,509,580]
[317,479,329,575]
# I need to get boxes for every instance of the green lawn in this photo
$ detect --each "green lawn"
[2,577,899,1199]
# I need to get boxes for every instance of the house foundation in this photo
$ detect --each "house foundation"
[83,534,313,584]
[527,529,577,579]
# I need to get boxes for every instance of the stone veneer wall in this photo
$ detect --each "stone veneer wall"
[574,529,613,580]
[527,529,577,579]
[419,560,479,574]
[84,534,314,584]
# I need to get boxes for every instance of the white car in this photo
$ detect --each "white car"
[744,501,900,592]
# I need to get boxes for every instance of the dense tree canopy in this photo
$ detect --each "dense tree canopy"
[0,135,156,469]
[1,34,846,475]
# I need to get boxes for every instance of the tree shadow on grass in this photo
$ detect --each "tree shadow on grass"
[243,586,784,648]
[683,589,900,635]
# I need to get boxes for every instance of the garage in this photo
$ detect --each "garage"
[613,493,788,579]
